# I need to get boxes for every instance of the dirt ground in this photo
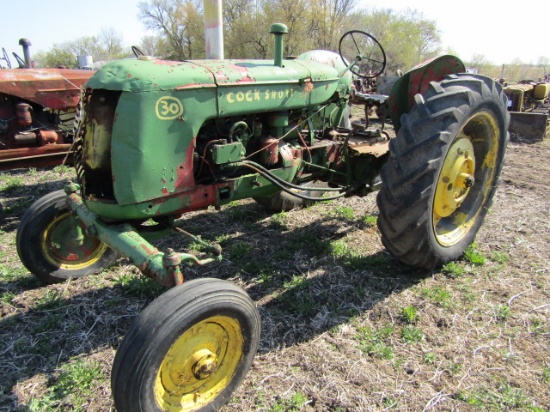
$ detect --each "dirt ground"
[0,127,549,411]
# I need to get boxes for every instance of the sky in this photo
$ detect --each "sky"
[1,0,549,66]
[362,0,549,66]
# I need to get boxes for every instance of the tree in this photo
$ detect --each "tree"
[98,28,126,60]
[33,48,79,69]
[468,53,493,70]
[138,0,204,60]
[353,8,441,73]
[466,53,506,79]
[65,37,103,60]
[30,0,451,69]
[138,35,166,57]
[262,0,312,56]
[31,29,128,68]
[408,11,440,64]
[223,0,270,58]
[308,0,358,50]
[537,56,549,79]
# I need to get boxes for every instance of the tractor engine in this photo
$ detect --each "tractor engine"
[0,97,67,149]
[75,46,387,221]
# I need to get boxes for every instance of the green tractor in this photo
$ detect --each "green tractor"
[16,25,508,411]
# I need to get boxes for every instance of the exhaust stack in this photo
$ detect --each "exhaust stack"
[19,38,32,68]
[270,24,288,68]
[204,0,224,59]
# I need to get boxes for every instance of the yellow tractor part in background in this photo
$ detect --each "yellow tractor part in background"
[504,80,550,141]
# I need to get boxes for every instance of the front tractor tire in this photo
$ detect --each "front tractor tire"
[377,74,509,270]
[16,190,117,284]
[112,278,261,412]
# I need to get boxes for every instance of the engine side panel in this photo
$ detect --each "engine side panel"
[83,56,347,206]
[111,88,217,204]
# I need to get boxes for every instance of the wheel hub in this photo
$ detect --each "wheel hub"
[43,212,108,269]
[192,349,218,380]
[434,137,475,218]
[155,316,244,410]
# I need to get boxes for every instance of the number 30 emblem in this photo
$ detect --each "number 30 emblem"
[155,96,184,120]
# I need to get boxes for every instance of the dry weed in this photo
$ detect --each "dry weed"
[0,137,549,411]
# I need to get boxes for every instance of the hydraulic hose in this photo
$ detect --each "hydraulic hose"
[240,160,368,202]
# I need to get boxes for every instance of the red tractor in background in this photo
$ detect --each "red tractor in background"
[0,39,93,170]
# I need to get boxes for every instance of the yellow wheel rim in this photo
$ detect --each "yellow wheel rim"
[434,137,476,219]
[155,315,244,411]
[433,111,499,247]
[42,212,108,269]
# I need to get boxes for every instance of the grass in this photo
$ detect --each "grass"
[1,137,549,411]
[268,391,308,411]
[493,304,511,321]
[400,325,423,343]
[462,243,486,265]
[356,324,396,359]
[362,214,378,227]
[420,285,453,309]
[114,272,165,299]
[328,206,355,220]
[35,289,65,310]
[400,305,419,323]
[455,381,534,410]
[423,352,436,364]
[270,212,289,230]
[26,358,104,411]
[0,291,15,305]
[442,260,466,278]
[0,173,25,193]
[228,241,254,263]
[274,274,318,316]
[490,250,510,264]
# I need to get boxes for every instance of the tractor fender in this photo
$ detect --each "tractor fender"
[388,55,465,130]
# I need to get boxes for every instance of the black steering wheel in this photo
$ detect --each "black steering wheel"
[132,46,145,58]
[339,30,386,79]
[1,48,11,68]
[13,52,26,68]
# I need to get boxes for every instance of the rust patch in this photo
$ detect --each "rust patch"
[228,63,249,74]
[0,144,73,170]
[139,262,153,278]
[348,137,390,158]
[326,142,340,163]
[175,83,216,90]
[0,68,92,110]
[139,243,158,256]
[173,142,196,189]
[214,70,230,81]
[236,75,255,83]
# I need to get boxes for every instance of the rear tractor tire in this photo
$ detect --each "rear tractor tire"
[16,190,117,284]
[112,278,261,412]
[377,74,509,270]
